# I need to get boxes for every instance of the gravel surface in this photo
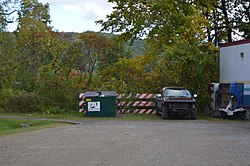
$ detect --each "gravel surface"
[0,119,250,166]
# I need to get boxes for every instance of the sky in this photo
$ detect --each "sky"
[37,0,114,32]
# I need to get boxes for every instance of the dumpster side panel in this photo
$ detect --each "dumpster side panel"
[100,96,116,117]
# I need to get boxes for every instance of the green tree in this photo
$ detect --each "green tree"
[14,0,52,91]
[205,0,250,45]
[0,0,20,31]
[17,0,50,27]
[97,0,210,49]
[96,56,150,93]
[0,32,18,89]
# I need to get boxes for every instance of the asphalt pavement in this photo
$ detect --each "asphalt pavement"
[0,119,250,166]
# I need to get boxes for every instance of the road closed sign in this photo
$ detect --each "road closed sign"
[87,102,101,112]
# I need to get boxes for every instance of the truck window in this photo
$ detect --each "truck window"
[164,89,192,98]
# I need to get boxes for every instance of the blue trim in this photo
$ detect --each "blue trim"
[243,95,250,106]
[244,88,250,91]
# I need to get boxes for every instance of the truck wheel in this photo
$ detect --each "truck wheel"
[155,103,161,116]
[191,110,197,120]
[162,107,168,119]
[156,109,161,116]
[243,109,250,120]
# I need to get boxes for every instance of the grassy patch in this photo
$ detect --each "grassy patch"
[0,112,83,120]
[0,112,162,121]
[0,118,60,137]
[0,112,248,123]
[116,113,162,121]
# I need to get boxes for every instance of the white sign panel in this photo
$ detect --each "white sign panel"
[87,102,101,112]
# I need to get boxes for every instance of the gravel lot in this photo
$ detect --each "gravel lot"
[0,119,250,166]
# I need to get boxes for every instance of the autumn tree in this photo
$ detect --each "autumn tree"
[74,32,118,90]
[15,0,51,91]
[0,1,20,89]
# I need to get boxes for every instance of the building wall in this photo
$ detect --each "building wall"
[220,39,250,106]
[220,41,250,83]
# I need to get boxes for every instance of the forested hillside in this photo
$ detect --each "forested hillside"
[0,0,249,113]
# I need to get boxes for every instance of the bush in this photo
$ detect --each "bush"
[0,88,15,112]
[0,107,5,113]
[10,91,42,113]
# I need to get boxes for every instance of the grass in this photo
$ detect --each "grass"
[0,112,248,123]
[0,112,162,121]
[0,118,61,137]
[0,112,83,120]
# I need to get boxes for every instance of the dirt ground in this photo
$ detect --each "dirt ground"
[0,119,250,166]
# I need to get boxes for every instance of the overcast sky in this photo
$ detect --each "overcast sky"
[38,0,114,32]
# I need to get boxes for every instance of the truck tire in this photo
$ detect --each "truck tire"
[156,109,161,116]
[155,102,161,116]
[161,107,168,119]
[243,109,250,120]
[191,110,197,120]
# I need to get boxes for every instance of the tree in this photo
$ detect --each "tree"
[97,0,210,49]
[96,56,151,93]
[234,0,250,39]
[0,32,18,89]
[74,32,114,90]
[0,0,20,32]
[17,0,50,27]
[205,0,250,46]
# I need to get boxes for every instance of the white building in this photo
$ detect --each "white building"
[220,39,250,106]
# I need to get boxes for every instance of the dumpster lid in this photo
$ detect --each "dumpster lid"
[100,91,116,96]
[84,91,99,97]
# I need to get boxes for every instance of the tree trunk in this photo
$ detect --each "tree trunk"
[221,0,232,42]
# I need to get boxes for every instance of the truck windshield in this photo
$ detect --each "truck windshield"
[164,89,192,98]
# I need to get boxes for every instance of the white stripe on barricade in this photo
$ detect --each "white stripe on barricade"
[117,93,156,99]
[79,101,85,107]
[116,109,156,114]
[116,101,132,107]
[133,109,156,114]
[79,109,85,113]
[132,101,155,107]
[79,93,84,99]
[136,93,156,99]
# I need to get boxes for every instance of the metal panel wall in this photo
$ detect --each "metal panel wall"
[220,42,250,83]
[220,41,250,106]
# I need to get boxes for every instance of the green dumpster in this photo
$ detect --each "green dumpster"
[84,91,116,117]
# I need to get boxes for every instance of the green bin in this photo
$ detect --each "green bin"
[84,91,116,117]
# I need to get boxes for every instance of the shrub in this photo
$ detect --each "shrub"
[0,88,15,112]
[10,91,42,113]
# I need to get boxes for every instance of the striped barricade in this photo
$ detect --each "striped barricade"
[79,93,86,113]
[116,93,156,114]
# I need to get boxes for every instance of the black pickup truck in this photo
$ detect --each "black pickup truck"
[155,87,197,119]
